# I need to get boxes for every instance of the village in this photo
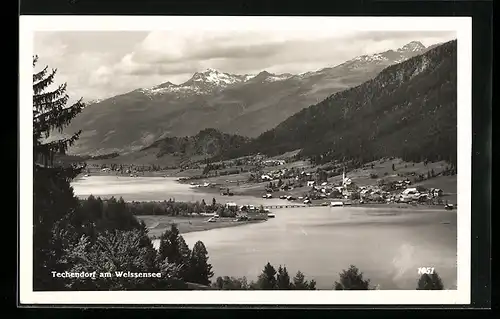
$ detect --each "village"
[190,168,453,209]
[80,151,457,211]
[180,154,457,211]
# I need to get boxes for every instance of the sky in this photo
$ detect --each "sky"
[33,30,456,102]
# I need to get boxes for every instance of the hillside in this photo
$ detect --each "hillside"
[223,40,457,165]
[60,41,433,156]
[104,128,251,166]
[141,128,250,159]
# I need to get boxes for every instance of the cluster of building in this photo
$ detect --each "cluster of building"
[260,168,317,183]
[355,185,445,204]
[389,179,413,190]
[261,159,287,167]
[396,187,443,203]
[260,168,292,181]
[298,170,446,205]
[225,203,270,219]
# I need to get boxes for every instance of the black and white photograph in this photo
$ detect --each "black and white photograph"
[19,16,472,305]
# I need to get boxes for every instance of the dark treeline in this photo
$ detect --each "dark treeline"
[211,261,445,290]
[78,196,241,218]
[32,54,448,292]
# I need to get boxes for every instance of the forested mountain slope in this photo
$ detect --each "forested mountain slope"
[223,40,457,165]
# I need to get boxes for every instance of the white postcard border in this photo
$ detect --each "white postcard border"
[19,15,472,305]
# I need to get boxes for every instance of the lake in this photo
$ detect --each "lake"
[72,176,457,290]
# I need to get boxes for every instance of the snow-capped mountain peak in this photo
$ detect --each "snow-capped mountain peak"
[186,68,242,87]
[352,52,389,63]
[141,69,252,97]
[251,70,293,82]
[340,41,428,70]
[397,41,426,53]
[242,74,257,81]
[141,40,429,97]
[154,81,177,89]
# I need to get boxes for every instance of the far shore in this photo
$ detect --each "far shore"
[73,172,454,212]
[186,181,451,211]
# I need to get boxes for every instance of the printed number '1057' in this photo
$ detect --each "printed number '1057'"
[418,267,435,275]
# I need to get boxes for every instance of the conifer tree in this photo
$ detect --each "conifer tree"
[276,265,291,289]
[32,55,86,290]
[187,241,214,285]
[292,270,308,290]
[33,55,85,170]
[334,265,371,290]
[176,235,192,280]
[157,224,193,280]
[417,273,444,290]
[158,224,182,264]
[257,262,277,289]
[308,279,317,290]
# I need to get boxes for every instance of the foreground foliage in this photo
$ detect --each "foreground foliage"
[78,196,239,218]
[32,56,183,290]
[334,265,372,290]
[417,273,445,290]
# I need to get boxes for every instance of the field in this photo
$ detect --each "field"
[184,158,456,202]
[136,215,266,238]
[324,158,450,185]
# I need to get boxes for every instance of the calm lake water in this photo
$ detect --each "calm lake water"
[72,176,457,290]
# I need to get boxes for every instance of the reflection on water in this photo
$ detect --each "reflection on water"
[72,176,457,290]
[72,176,298,206]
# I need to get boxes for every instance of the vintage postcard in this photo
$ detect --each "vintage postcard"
[19,16,472,305]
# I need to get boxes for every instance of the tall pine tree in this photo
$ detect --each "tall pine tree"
[33,55,85,169]
[292,270,308,290]
[187,241,214,286]
[276,265,291,289]
[257,262,277,289]
[417,273,444,290]
[32,55,86,290]
[334,265,371,290]
[157,224,192,281]
[158,224,182,263]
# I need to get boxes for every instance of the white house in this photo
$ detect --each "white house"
[400,188,420,201]
[431,188,443,197]
[402,188,418,195]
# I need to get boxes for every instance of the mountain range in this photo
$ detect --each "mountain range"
[61,40,438,156]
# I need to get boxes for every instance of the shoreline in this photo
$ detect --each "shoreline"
[74,173,454,212]
[135,215,267,239]
[186,181,451,211]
